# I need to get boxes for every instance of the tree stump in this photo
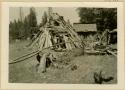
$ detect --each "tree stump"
[38,53,47,73]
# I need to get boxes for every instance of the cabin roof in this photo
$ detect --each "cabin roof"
[73,23,97,32]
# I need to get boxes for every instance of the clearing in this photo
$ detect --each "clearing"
[9,41,117,84]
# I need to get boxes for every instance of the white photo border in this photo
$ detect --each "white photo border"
[1,2,125,90]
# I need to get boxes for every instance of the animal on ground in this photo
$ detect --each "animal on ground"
[93,71,114,84]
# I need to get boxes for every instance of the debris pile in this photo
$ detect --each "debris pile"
[29,7,84,52]
[36,48,84,73]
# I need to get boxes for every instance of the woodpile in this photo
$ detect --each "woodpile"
[29,8,84,52]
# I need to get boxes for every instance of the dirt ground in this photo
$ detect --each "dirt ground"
[9,41,117,84]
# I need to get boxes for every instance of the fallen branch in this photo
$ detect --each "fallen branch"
[106,50,117,57]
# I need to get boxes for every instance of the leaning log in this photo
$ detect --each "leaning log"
[38,53,47,73]
[106,50,117,57]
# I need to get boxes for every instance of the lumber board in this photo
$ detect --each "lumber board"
[39,36,46,51]
[60,19,83,48]
[47,33,51,47]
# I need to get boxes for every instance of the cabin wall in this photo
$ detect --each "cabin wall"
[77,32,97,48]
[77,32,97,40]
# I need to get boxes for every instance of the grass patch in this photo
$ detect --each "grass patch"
[9,41,117,84]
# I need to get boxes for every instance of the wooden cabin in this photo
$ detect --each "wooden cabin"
[73,23,97,40]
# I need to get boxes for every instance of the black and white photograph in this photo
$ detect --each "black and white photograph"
[9,6,117,84]
[0,2,125,90]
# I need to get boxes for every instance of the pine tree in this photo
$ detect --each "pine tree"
[77,8,117,32]
[39,11,47,27]
[29,7,37,32]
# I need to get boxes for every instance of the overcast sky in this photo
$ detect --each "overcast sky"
[9,7,80,24]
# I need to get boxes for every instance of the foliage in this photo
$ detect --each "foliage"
[29,8,37,27]
[9,7,38,41]
[77,8,117,31]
